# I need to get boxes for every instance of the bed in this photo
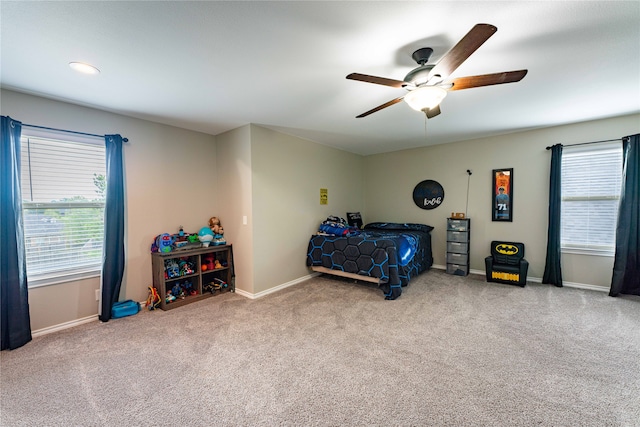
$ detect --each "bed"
[306,222,434,299]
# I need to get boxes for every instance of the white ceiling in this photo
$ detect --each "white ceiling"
[1,1,639,156]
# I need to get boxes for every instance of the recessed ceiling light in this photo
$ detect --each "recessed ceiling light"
[69,62,100,74]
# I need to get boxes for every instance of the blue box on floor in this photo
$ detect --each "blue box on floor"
[111,300,140,319]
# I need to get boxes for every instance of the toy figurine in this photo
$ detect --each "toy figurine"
[203,281,221,294]
[209,217,227,246]
[164,259,180,279]
[198,227,214,247]
[171,283,185,299]
[179,259,194,276]
[213,278,228,289]
[182,280,197,296]
[146,286,161,310]
[208,217,222,234]
[155,233,175,253]
[166,290,176,303]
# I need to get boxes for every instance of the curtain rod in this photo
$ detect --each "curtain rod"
[545,138,622,150]
[21,123,129,143]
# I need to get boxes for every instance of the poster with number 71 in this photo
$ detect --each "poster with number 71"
[492,168,513,222]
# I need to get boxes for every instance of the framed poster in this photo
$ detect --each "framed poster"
[492,168,513,222]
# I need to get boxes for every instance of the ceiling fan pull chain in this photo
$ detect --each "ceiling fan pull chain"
[424,114,428,141]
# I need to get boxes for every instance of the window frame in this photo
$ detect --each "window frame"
[20,129,106,288]
[560,141,622,257]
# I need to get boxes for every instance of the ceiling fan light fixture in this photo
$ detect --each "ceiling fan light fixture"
[69,61,100,74]
[404,86,448,112]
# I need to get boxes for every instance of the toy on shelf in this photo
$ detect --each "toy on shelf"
[214,259,222,269]
[174,239,188,249]
[151,233,175,253]
[198,227,214,247]
[182,280,197,296]
[208,216,227,246]
[201,254,215,271]
[208,216,223,234]
[164,259,180,279]
[179,259,195,275]
[171,283,185,300]
[204,277,228,294]
[146,286,161,310]
[166,290,176,303]
[213,277,228,289]
[203,281,221,294]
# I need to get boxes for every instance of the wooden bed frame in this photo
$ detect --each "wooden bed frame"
[311,266,381,284]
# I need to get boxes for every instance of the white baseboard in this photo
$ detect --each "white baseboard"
[558,281,608,292]
[33,268,608,337]
[434,263,607,292]
[32,314,98,338]
[234,272,321,299]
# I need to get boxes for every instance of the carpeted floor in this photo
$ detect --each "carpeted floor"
[2,269,639,426]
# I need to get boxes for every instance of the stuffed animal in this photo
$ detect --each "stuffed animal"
[209,216,223,235]
[154,233,174,253]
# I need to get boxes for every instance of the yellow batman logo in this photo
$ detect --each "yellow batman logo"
[496,244,518,255]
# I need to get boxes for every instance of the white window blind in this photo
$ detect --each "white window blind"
[561,142,622,255]
[20,134,106,285]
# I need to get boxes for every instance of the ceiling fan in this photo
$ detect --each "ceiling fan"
[347,24,528,119]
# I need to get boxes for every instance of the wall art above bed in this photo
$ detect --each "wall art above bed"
[412,180,444,210]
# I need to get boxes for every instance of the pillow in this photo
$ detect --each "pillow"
[346,212,363,229]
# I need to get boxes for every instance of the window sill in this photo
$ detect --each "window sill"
[28,270,101,289]
[561,248,615,257]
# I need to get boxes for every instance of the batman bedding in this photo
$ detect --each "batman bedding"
[306,222,434,299]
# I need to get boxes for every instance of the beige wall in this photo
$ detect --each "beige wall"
[363,113,640,289]
[2,89,217,331]
[250,125,364,294]
[215,125,254,294]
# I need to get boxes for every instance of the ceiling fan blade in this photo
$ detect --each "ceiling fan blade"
[347,73,407,88]
[428,23,497,80]
[426,105,441,119]
[356,97,404,118]
[448,70,528,91]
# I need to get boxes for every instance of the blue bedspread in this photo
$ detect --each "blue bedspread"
[306,222,434,299]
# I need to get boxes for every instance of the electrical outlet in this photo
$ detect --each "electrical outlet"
[95,289,100,301]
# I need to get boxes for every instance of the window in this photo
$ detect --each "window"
[20,132,106,286]
[561,142,622,255]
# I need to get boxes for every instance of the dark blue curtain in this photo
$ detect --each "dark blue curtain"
[99,134,125,322]
[543,144,563,287]
[0,116,32,350]
[610,134,640,297]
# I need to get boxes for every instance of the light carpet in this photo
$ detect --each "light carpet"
[1,269,639,426]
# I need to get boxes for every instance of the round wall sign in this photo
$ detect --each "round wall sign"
[412,180,444,210]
